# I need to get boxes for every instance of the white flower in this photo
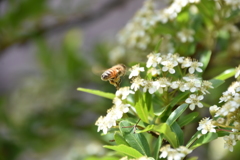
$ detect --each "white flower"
[161,60,178,74]
[171,80,183,89]
[155,77,171,94]
[176,146,192,155]
[130,77,145,91]
[147,68,161,76]
[181,57,192,68]
[177,28,195,43]
[160,145,191,160]
[197,117,216,134]
[188,60,203,74]
[146,53,162,68]
[200,80,214,94]
[129,64,145,79]
[116,87,135,100]
[219,91,232,103]
[209,105,219,115]
[183,75,202,92]
[235,65,240,78]
[224,134,237,152]
[142,80,158,94]
[215,101,239,117]
[185,94,204,110]
[95,116,109,134]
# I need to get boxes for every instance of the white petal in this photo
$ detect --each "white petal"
[189,67,194,74]
[189,104,195,110]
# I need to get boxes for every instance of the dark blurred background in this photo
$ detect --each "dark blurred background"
[0,0,148,159]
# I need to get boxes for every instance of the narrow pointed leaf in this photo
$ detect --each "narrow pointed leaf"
[104,144,143,158]
[153,134,163,160]
[171,122,184,145]
[114,132,130,146]
[208,79,224,88]
[153,123,178,148]
[134,90,149,123]
[77,87,115,99]
[214,68,235,80]
[166,103,189,126]
[178,112,199,127]
[200,50,212,72]
[190,132,218,150]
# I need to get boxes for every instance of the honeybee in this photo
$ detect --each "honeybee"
[101,64,126,89]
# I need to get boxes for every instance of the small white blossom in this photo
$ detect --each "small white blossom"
[116,87,135,100]
[181,57,192,68]
[160,145,191,160]
[155,77,171,94]
[129,64,145,79]
[161,60,178,74]
[131,77,145,91]
[216,117,225,124]
[147,68,161,76]
[215,101,238,117]
[209,105,219,115]
[197,117,216,134]
[142,80,157,94]
[188,60,203,74]
[224,134,237,152]
[185,94,204,110]
[219,91,232,103]
[177,28,195,43]
[146,53,162,68]
[171,80,183,89]
[200,80,214,94]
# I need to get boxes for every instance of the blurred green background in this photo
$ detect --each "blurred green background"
[0,0,240,160]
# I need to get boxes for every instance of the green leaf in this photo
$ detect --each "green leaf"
[167,92,189,108]
[186,131,201,148]
[153,123,178,148]
[166,103,189,126]
[200,50,212,72]
[136,124,178,148]
[120,121,151,156]
[134,90,149,123]
[145,92,154,117]
[178,112,199,127]
[114,132,130,146]
[190,132,218,150]
[208,79,224,88]
[186,157,198,160]
[104,144,143,158]
[153,134,163,160]
[77,87,115,99]
[171,122,184,145]
[214,68,235,80]
[154,38,163,52]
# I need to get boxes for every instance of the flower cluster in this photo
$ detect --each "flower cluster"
[95,87,134,134]
[205,67,240,151]
[117,0,158,50]
[109,0,202,63]
[157,0,200,23]
[159,145,192,160]
[197,117,216,134]
[129,52,213,111]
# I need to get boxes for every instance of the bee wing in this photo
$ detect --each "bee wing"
[92,65,106,76]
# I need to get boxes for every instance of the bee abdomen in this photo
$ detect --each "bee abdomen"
[101,70,113,80]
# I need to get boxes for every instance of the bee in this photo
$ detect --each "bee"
[101,64,126,89]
